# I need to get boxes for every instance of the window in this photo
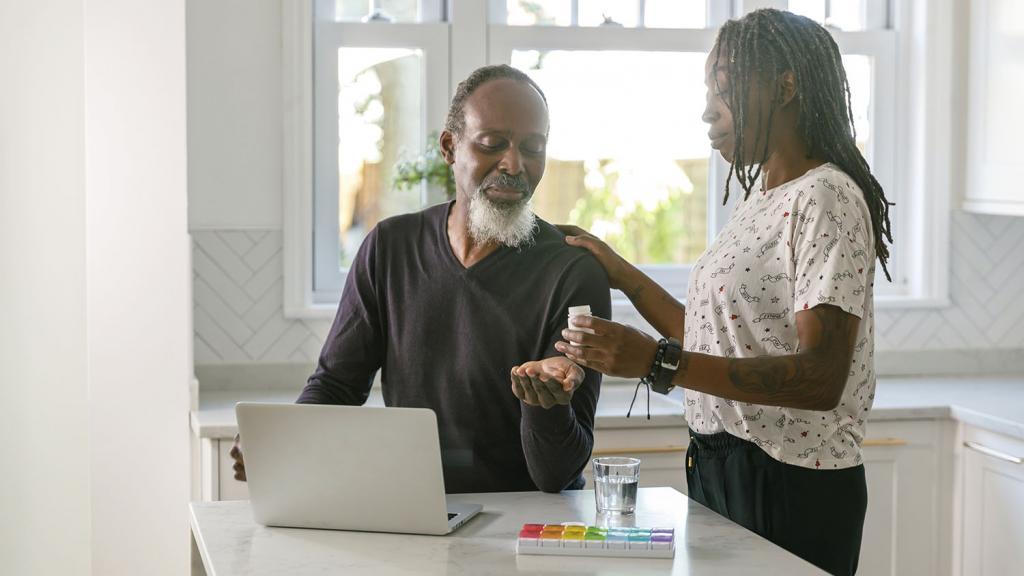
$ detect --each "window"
[285,0,942,318]
[309,0,448,298]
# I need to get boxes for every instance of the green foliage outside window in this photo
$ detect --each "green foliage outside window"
[392,132,456,199]
[567,159,708,265]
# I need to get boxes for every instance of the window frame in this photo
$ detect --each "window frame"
[311,5,449,301]
[283,0,953,319]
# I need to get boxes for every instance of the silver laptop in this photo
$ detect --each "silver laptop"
[235,402,482,535]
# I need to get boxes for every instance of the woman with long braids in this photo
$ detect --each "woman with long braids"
[548,9,894,575]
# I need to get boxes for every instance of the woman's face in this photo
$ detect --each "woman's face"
[702,47,781,166]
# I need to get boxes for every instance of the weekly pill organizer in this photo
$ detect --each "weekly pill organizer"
[515,523,675,559]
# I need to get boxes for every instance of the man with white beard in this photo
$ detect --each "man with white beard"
[231,65,611,494]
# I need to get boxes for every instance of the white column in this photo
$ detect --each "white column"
[84,0,192,574]
[0,1,92,574]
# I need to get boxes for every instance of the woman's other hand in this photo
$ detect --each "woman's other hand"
[557,225,635,291]
[555,315,659,379]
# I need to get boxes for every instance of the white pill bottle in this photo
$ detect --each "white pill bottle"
[567,305,597,335]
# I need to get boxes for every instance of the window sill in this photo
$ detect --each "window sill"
[283,302,339,320]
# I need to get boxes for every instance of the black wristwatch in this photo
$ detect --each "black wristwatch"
[651,337,682,394]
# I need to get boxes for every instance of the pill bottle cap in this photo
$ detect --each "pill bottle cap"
[568,305,592,317]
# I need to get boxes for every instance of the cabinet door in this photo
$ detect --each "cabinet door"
[858,420,944,576]
[961,427,1024,576]
[965,0,1024,216]
[589,425,689,493]
[582,449,687,493]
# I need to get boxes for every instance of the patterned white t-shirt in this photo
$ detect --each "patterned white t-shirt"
[684,163,876,470]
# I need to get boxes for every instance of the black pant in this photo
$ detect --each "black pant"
[686,429,867,576]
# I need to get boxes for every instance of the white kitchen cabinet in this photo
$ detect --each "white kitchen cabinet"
[202,430,688,501]
[583,425,689,494]
[199,437,249,501]
[961,426,1024,576]
[194,384,691,501]
[964,0,1024,216]
[858,420,951,576]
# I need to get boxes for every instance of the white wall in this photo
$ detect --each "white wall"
[188,0,283,230]
[0,1,92,574]
[1,1,192,575]
[188,0,1024,375]
[84,0,192,574]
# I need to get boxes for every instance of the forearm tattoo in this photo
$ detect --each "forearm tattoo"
[625,282,646,300]
[726,305,857,410]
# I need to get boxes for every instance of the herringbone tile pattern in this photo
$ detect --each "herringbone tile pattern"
[874,211,1024,350]
[192,211,1024,365]
[192,231,331,364]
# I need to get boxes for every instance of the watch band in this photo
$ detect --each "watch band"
[651,337,682,394]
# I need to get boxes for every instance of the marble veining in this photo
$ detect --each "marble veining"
[190,487,825,575]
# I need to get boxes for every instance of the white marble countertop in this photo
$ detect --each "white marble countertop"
[191,383,688,439]
[864,375,1024,439]
[190,487,824,575]
[190,375,1024,441]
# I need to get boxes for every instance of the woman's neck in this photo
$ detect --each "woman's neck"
[760,130,825,190]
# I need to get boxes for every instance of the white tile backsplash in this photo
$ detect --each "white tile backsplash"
[193,211,1024,374]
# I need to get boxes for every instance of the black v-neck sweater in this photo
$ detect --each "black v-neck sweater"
[298,202,612,493]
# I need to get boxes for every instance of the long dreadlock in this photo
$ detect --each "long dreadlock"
[714,9,895,281]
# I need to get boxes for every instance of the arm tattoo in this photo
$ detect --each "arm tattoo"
[726,305,857,411]
[625,282,647,300]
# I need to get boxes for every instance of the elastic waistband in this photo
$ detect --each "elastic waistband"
[688,429,752,454]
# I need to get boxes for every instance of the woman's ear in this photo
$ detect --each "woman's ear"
[439,130,456,165]
[777,70,798,107]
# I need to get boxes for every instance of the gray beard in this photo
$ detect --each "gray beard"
[467,189,537,249]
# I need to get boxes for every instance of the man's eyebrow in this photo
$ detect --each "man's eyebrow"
[471,129,547,140]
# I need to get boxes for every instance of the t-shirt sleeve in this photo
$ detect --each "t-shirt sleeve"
[297,225,384,405]
[791,174,874,319]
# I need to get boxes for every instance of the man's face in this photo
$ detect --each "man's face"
[441,78,549,246]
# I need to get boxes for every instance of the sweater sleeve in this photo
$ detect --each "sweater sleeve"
[520,254,612,492]
[297,226,384,405]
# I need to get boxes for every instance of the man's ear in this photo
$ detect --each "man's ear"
[777,70,797,107]
[439,130,456,165]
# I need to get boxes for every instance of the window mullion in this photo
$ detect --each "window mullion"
[864,0,891,30]
[706,0,735,26]
[737,0,787,15]
[420,0,445,22]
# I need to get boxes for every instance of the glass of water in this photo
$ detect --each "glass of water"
[592,457,640,514]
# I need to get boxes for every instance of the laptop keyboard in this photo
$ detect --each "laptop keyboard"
[447,513,458,520]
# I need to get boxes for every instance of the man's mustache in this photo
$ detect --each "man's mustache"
[481,172,530,194]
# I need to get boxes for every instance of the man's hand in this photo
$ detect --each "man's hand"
[229,434,246,482]
[510,356,585,409]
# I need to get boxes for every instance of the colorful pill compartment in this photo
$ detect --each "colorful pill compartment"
[516,523,675,559]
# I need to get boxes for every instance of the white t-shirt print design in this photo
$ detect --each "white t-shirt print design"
[684,163,876,470]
